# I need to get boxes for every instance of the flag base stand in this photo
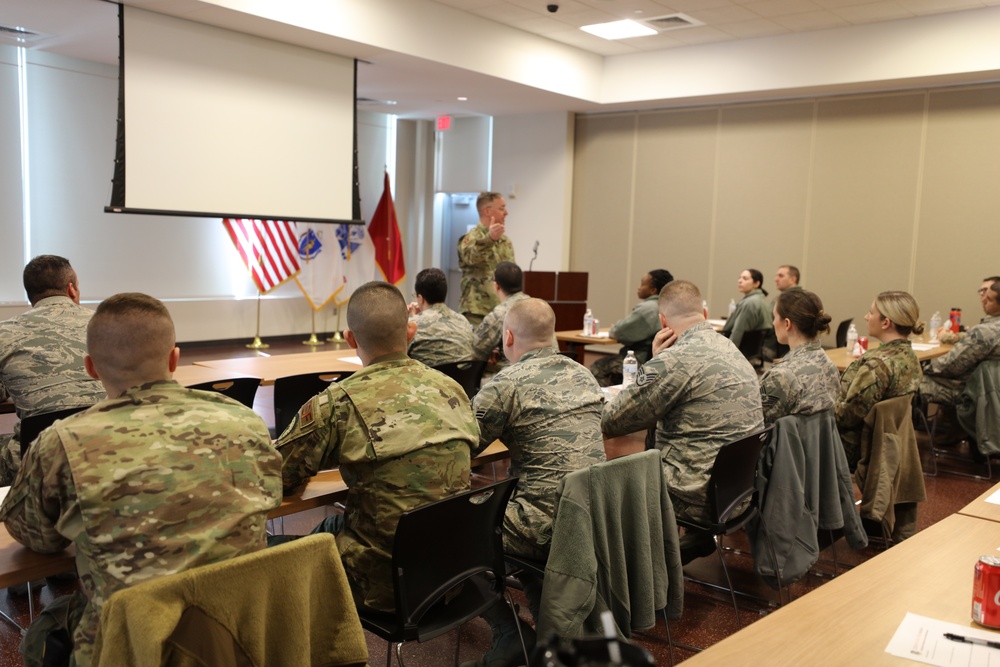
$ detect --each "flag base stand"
[328,331,345,343]
[302,333,323,347]
[246,336,269,350]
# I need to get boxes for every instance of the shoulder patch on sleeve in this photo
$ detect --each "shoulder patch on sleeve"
[475,407,488,420]
[636,367,658,387]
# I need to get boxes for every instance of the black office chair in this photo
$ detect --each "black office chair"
[677,426,783,624]
[430,360,487,399]
[736,329,768,371]
[273,371,354,437]
[835,318,853,349]
[355,477,520,667]
[189,377,261,409]
[19,406,90,457]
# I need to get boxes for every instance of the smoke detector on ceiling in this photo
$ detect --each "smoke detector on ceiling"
[639,14,704,32]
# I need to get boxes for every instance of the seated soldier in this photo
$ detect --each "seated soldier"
[0,293,282,667]
[276,281,479,611]
[407,267,474,367]
[463,298,607,667]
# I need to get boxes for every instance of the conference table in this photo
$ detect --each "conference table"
[957,480,1000,523]
[826,341,953,372]
[556,321,726,361]
[679,512,1000,665]
[191,349,363,386]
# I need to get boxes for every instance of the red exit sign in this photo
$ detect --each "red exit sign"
[436,115,452,131]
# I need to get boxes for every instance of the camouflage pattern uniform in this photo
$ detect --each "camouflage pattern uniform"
[0,296,106,484]
[722,288,771,348]
[276,353,477,611]
[602,322,763,525]
[759,340,840,424]
[590,295,661,387]
[920,315,1000,405]
[473,347,606,561]
[0,380,282,667]
[457,224,515,319]
[835,339,922,468]
[408,302,475,367]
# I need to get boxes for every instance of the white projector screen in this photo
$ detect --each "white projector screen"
[109,6,358,223]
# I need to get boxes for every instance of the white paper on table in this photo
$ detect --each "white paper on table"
[985,489,1000,505]
[707,319,727,328]
[582,332,610,339]
[601,385,622,400]
[885,612,1000,666]
[0,486,8,506]
[340,356,363,365]
[912,343,941,351]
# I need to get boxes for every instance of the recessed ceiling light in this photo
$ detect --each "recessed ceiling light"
[457,96,468,101]
[580,19,656,40]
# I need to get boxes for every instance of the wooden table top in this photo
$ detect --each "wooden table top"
[957,481,1000,523]
[827,341,952,372]
[173,364,256,387]
[679,513,1000,666]
[192,349,363,386]
[555,329,618,346]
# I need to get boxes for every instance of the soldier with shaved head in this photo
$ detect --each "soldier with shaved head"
[277,281,479,612]
[464,298,606,667]
[0,292,282,667]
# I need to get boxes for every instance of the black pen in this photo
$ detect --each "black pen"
[944,632,1000,650]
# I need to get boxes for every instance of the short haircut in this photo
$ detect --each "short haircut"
[493,261,523,295]
[659,280,703,320]
[992,279,1000,297]
[647,269,674,293]
[414,268,448,304]
[775,289,831,338]
[983,276,1000,283]
[505,298,555,347]
[87,293,175,384]
[476,192,503,215]
[874,290,924,337]
[781,265,801,284]
[346,281,409,356]
[23,255,76,305]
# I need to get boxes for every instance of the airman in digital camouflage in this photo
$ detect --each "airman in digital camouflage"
[458,192,515,326]
[276,281,478,612]
[407,267,474,367]
[602,280,763,564]
[0,292,282,667]
[464,298,606,667]
[920,276,1000,406]
[0,256,105,484]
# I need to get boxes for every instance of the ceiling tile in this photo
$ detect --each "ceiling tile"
[720,17,792,35]
[773,8,852,26]
[833,1,914,22]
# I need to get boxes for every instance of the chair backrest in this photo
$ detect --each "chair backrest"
[273,371,354,437]
[188,377,261,409]
[707,426,774,527]
[835,318,853,348]
[19,406,90,456]
[430,360,488,399]
[737,329,768,368]
[391,477,518,636]
[958,358,1000,454]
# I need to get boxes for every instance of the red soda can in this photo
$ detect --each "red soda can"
[858,337,868,353]
[972,555,1000,627]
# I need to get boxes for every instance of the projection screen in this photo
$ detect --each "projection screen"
[107,5,359,223]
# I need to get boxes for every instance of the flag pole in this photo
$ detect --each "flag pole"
[328,305,345,342]
[246,291,269,350]
[303,308,323,346]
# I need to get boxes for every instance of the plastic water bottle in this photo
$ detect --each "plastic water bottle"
[728,299,736,318]
[622,350,638,388]
[846,323,858,355]
[929,312,941,342]
[583,308,593,336]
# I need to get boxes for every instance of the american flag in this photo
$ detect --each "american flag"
[223,219,301,293]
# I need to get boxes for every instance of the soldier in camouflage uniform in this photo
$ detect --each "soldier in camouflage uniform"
[276,282,478,612]
[836,292,923,468]
[760,289,840,424]
[458,192,515,326]
[473,262,542,376]
[590,269,673,386]
[0,293,282,667]
[464,298,606,667]
[602,281,763,563]
[407,267,474,367]
[0,256,105,484]
[920,277,1000,406]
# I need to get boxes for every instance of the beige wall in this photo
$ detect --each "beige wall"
[571,83,1000,344]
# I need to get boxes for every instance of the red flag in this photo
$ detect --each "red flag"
[223,219,300,293]
[369,172,406,286]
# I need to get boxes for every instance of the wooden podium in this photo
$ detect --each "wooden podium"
[524,271,588,357]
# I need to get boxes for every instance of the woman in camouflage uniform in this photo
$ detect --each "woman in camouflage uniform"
[759,290,840,424]
[835,291,924,468]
